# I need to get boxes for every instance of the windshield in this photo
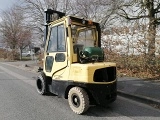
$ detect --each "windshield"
[71,24,97,53]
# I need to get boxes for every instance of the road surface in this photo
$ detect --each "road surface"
[0,62,160,120]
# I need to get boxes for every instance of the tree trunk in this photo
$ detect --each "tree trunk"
[147,18,156,66]
[20,48,22,60]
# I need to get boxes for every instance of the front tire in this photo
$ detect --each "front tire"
[68,87,89,114]
[36,72,48,95]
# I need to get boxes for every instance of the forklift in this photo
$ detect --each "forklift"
[36,9,117,114]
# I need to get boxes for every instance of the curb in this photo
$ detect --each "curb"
[117,90,160,106]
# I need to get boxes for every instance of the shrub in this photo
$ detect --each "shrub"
[105,49,160,79]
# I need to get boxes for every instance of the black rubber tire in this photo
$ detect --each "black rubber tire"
[68,87,89,114]
[36,72,48,95]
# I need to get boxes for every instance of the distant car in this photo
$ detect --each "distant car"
[22,51,35,57]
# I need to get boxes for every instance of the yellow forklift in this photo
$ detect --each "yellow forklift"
[36,9,117,114]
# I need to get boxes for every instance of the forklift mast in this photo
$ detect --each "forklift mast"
[44,9,65,41]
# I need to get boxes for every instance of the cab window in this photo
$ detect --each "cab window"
[47,24,66,52]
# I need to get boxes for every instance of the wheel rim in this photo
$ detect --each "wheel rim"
[71,94,80,108]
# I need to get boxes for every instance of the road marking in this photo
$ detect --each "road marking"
[0,66,35,86]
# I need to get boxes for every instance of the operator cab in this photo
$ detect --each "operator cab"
[44,9,103,65]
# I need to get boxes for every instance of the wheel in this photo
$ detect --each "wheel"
[68,87,89,114]
[36,72,48,95]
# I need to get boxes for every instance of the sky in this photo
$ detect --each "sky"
[0,0,17,11]
[0,0,19,22]
[0,0,17,42]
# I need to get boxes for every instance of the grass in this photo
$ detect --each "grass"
[21,56,32,61]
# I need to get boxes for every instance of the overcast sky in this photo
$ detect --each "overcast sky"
[0,0,20,22]
[0,0,18,42]
[0,0,17,11]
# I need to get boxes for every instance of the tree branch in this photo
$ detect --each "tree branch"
[154,3,160,13]
[118,8,149,20]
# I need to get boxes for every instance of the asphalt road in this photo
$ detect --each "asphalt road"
[0,62,160,120]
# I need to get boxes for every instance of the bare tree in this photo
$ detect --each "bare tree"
[117,0,160,65]
[0,5,32,60]
[21,0,119,32]
[69,0,119,29]
[21,0,60,41]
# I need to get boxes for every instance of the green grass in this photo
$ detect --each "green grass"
[20,56,32,61]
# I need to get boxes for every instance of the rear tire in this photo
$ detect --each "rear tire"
[36,72,48,95]
[68,87,89,114]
